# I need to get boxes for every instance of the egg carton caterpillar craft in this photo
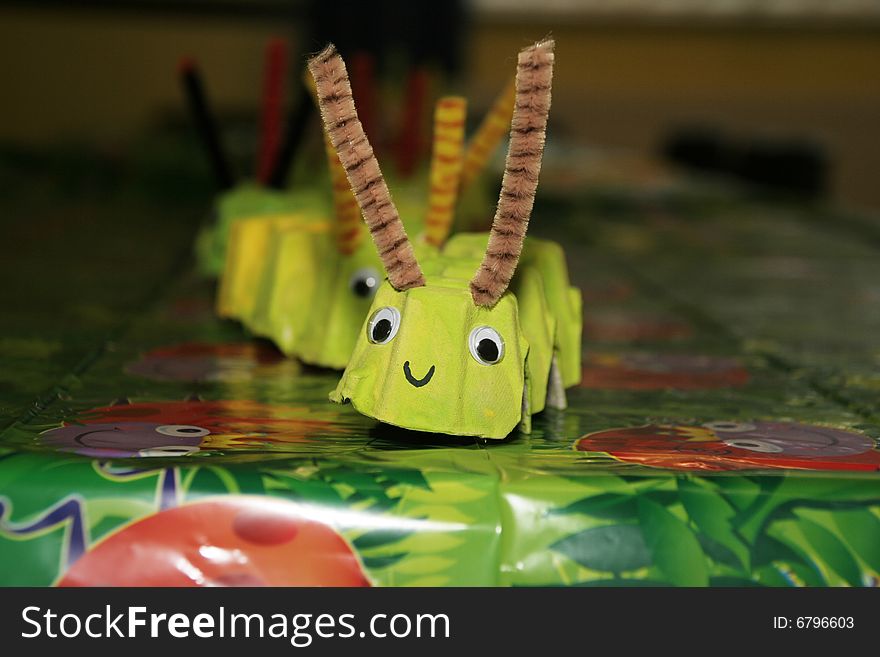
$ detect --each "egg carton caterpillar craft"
[216,65,517,369]
[312,39,582,439]
[180,39,326,277]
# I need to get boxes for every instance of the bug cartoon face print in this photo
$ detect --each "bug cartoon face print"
[575,421,880,471]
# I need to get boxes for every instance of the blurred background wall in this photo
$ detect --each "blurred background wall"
[1,1,878,208]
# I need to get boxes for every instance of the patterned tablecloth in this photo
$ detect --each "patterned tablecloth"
[1,165,878,586]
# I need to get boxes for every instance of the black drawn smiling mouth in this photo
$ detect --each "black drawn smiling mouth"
[403,361,435,387]
[74,427,121,447]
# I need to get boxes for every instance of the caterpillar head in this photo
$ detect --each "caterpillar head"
[312,39,554,437]
[331,266,528,438]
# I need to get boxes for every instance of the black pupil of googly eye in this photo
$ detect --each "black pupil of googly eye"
[372,318,392,342]
[477,338,499,362]
[178,428,202,434]
[352,278,373,298]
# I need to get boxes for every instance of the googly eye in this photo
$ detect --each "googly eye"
[367,307,401,344]
[155,425,210,438]
[702,421,757,433]
[138,445,201,457]
[722,438,783,454]
[468,326,504,365]
[349,267,381,299]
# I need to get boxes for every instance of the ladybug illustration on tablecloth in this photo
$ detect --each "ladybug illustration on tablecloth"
[0,493,371,586]
[575,421,880,472]
[579,281,633,303]
[580,353,749,390]
[583,310,693,342]
[39,399,334,458]
[125,341,296,383]
[57,496,371,587]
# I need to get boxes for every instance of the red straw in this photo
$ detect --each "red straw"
[395,67,429,178]
[256,38,288,185]
[351,52,378,147]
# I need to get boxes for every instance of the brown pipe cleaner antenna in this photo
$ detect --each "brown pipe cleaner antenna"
[303,69,364,255]
[470,39,554,307]
[308,44,425,290]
